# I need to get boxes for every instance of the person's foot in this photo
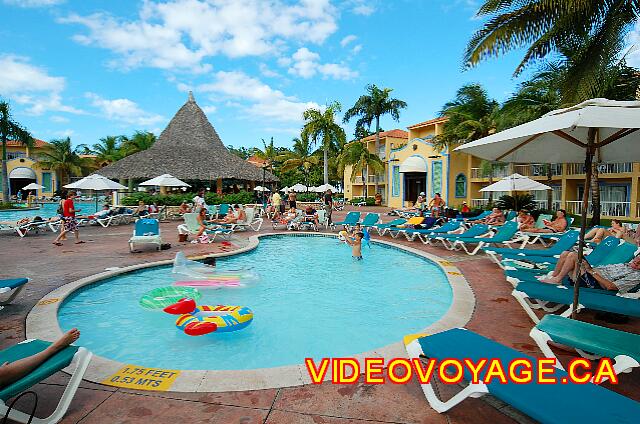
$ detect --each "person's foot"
[75,240,85,244]
[53,242,63,246]
[50,328,80,352]
[538,277,560,284]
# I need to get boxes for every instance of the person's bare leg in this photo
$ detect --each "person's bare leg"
[585,228,598,240]
[74,229,81,243]
[551,251,570,277]
[54,228,68,244]
[540,252,577,283]
[0,329,80,387]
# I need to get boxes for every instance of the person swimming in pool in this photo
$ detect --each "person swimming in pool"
[345,231,364,260]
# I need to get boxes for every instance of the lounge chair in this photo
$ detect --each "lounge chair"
[233,208,264,231]
[369,218,406,236]
[462,210,491,222]
[0,220,48,238]
[484,230,579,267]
[512,281,640,324]
[129,218,162,252]
[330,211,361,231]
[216,203,230,219]
[393,217,438,241]
[177,213,232,242]
[520,216,575,247]
[451,221,520,255]
[359,213,380,228]
[416,221,462,244]
[530,315,640,381]
[0,339,92,424]
[386,216,425,238]
[0,278,29,309]
[405,328,640,421]
[430,224,489,248]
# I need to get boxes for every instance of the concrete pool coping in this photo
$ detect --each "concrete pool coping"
[26,232,476,393]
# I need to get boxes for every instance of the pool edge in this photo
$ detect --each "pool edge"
[26,232,475,393]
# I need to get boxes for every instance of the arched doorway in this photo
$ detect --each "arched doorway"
[399,155,427,205]
[9,167,37,196]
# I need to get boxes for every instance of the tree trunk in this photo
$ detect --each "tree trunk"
[487,163,494,206]
[1,138,8,202]
[546,164,553,211]
[323,146,328,184]
[374,116,380,198]
[589,162,601,226]
[362,169,367,199]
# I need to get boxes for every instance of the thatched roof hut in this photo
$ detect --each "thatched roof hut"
[98,92,278,183]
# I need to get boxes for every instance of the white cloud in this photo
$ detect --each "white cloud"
[259,63,281,78]
[0,55,83,115]
[201,105,217,114]
[50,115,70,123]
[85,93,164,127]
[53,128,75,138]
[340,34,357,47]
[196,70,320,122]
[625,20,640,68]
[350,0,375,16]
[2,0,64,7]
[60,0,338,72]
[351,44,362,54]
[287,47,357,79]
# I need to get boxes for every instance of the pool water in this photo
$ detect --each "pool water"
[58,236,453,370]
[0,202,99,222]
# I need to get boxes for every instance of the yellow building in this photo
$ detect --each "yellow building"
[344,117,640,221]
[1,139,58,201]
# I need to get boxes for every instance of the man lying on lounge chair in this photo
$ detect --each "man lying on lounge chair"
[0,329,79,388]
[539,251,640,293]
[468,207,504,225]
[521,209,568,233]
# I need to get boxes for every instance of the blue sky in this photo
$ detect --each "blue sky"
[1,0,532,150]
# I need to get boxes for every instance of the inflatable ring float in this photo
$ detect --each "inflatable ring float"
[139,287,201,310]
[164,298,253,336]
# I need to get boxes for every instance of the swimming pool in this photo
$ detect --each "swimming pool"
[0,202,99,222]
[58,235,454,371]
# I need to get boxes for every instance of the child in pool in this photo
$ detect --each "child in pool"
[346,232,364,260]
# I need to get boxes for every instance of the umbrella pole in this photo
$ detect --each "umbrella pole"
[572,128,596,319]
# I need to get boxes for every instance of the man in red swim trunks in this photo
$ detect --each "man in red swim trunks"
[53,191,84,246]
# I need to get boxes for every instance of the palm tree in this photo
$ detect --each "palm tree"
[302,102,346,184]
[277,135,320,188]
[253,137,278,175]
[86,135,124,166]
[343,84,407,146]
[38,138,90,187]
[121,131,156,156]
[338,141,385,199]
[465,1,637,81]
[0,101,33,201]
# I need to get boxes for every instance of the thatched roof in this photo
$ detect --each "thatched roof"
[98,93,278,182]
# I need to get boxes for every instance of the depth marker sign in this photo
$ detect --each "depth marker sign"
[102,365,181,391]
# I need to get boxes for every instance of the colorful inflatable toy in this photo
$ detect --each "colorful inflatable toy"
[163,298,253,336]
[139,287,201,310]
[174,279,241,288]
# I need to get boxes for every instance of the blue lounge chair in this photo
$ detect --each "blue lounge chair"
[396,217,438,241]
[405,328,640,421]
[129,218,162,252]
[451,221,520,255]
[358,213,380,228]
[522,216,576,247]
[484,230,579,267]
[530,315,640,381]
[512,281,640,324]
[370,218,406,235]
[430,224,489,248]
[463,210,491,222]
[330,211,361,230]
[217,203,230,218]
[416,221,461,244]
[0,339,92,424]
[0,278,29,308]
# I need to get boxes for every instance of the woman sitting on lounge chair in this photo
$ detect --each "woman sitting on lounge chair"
[133,200,149,217]
[178,202,192,215]
[469,207,505,225]
[585,219,625,244]
[516,210,534,230]
[521,209,567,233]
[539,251,640,293]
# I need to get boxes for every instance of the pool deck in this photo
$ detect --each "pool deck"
[1,206,639,424]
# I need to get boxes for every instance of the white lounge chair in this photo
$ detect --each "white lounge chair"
[129,218,162,252]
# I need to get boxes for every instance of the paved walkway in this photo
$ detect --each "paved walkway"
[0,207,638,423]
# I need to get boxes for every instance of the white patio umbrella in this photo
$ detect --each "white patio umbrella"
[23,183,45,190]
[139,174,190,188]
[64,174,127,211]
[280,186,289,192]
[315,183,338,193]
[456,98,640,317]
[289,183,308,192]
[480,173,551,210]
[253,185,270,192]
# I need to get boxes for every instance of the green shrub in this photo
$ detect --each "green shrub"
[0,202,16,210]
[496,194,536,211]
[120,190,255,206]
[349,197,376,206]
[296,192,320,202]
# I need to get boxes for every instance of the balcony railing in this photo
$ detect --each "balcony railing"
[470,167,510,179]
[354,176,363,184]
[565,200,631,217]
[471,198,489,208]
[513,163,563,177]
[532,200,562,211]
[565,162,633,175]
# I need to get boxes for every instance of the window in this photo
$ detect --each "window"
[392,166,400,197]
[431,161,442,197]
[454,173,467,198]
[42,172,52,193]
[7,151,25,160]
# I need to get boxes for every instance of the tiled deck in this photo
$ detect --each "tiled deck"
[1,207,638,423]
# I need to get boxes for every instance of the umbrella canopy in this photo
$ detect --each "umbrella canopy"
[22,183,45,190]
[289,183,308,192]
[456,99,640,163]
[280,186,289,192]
[315,183,338,193]
[479,173,551,192]
[254,186,270,192]
[456,98,640,319]
[64,174,127,191]
[139,174,190,187]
